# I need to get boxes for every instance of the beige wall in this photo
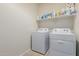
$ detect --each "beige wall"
[74,4,79,55]
[37,3,75,29]
[0,3,37,55]
[74,4,79,40]
[38,3,66,16]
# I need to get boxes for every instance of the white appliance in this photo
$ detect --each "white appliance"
[31,28,49,54]
[47,28,76,56]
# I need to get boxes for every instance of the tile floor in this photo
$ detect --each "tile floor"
[23,49,48,56]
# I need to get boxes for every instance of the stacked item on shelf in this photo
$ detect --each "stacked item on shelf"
[38,3,76,20]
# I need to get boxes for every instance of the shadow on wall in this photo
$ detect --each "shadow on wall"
[76,40,79,56]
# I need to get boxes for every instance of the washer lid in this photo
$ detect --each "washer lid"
[37,28,49,32]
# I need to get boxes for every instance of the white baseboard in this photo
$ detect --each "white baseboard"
[19,49,31,56]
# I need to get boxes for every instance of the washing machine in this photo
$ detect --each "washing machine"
[47,28,76,56]
[31,28,49,54]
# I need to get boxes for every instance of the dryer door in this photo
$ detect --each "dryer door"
[50,39,75,55]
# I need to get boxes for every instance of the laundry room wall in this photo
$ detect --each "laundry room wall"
[37,3,75,30]
[0,3,38,55]
[38,3,66,16]
[74,3,79,41]
[74,3,79,56]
